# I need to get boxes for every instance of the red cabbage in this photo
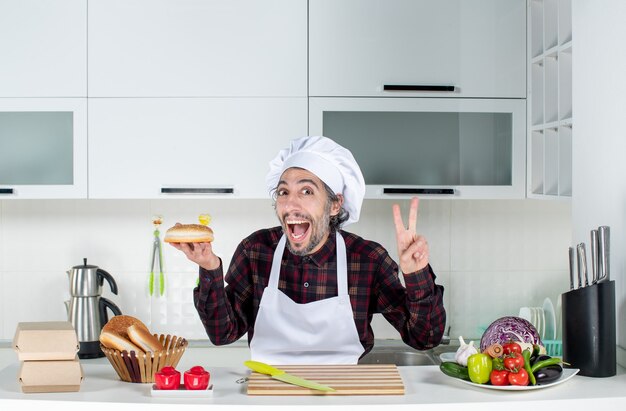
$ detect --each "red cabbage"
[480,316,542,352]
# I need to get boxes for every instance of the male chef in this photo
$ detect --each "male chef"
[172,136,446,364]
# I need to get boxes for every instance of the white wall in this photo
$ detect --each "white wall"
[572,1,626,366]
[0,198,571,343]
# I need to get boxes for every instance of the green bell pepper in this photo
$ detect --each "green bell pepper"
[467,353,493,384]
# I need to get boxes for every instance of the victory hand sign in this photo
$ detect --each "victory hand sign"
[392,197,429,274]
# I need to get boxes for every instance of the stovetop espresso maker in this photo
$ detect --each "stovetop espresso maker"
[65,258,122,359]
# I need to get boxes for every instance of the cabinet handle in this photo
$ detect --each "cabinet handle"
[0,188,14,195]
[383,188,454,195]
[383,84,456,92]
[161,187,234,195]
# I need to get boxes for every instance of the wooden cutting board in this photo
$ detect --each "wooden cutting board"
[246,364,404,396]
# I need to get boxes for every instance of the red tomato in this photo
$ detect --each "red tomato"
[502,341,522,355]
[489,369,509,386]
[508,369,529,386]
[503,352,525,371]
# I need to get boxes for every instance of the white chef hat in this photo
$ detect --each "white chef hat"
[266,136,366,227]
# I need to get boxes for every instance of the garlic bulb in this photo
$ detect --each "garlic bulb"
[455,336,478,366]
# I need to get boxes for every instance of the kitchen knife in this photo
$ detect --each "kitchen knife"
[568,246,575,290]
[597,226,610,283]
[244,360,335,392]
[590,230,599,284]
[576,243,588,288]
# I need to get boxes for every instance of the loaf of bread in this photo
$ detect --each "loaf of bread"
[99,330,144,353]
[102,315,148,340]
[163,224,214,243]
[99,315,163,353]
[127,324,163,353]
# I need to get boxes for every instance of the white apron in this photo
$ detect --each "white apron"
[249,232,364,365]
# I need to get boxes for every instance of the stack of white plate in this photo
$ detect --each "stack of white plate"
[518,298,557,341]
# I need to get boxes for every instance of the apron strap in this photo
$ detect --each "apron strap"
[268,235,287,289]
[335,231,348,296]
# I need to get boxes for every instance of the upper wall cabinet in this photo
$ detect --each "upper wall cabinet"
[309,97,526,199]
[0,98,88,198]
[88,98,307,199]
[88,0,307,97]
[309,0,526,98]
[0,0,87,97]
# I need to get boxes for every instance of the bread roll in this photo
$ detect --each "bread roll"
[100,330,144,353]
[102,315,148,341]
[164,224,214,243]
[127,324,163,352]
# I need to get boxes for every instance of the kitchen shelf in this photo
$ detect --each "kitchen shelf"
[559,48,573,120]
[558,125,572,196]
[558,1,572,44]
[531,62,544,125]
[527,0,573,199]
[544,128,559,196]
[530,130,544,194]
[532,119,571,132]
[544,54,559,124]
[529,122,573,199]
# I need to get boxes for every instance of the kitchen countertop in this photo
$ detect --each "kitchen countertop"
[1,344,626,411]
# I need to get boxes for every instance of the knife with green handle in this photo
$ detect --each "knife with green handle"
[244,360,335,392]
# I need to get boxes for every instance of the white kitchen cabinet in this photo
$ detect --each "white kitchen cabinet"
[88,98,307,199]
[310,97,527,199]
[0,0,87,97]
[0,98,87,198]
[88,0,307,98]
[309,0,526,98]
[527,0,572,198]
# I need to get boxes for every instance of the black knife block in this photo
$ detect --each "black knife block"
[561,280,616,377]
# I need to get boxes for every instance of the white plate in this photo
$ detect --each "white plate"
[530,307,538,334]
[445,368,579,391]
[518,307,532,322]
[151,384,214,397]
[440,352,457,363]
[532,307,544,340]
[543,298,557,340]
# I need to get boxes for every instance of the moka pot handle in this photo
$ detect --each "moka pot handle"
[97,268,118,295]
[99,297,123,329]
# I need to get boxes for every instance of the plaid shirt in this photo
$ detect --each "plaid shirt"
[193,226,446,356]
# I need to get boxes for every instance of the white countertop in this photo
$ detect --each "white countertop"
[1,346,625,411]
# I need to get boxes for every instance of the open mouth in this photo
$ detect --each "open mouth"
[286,219,311,242]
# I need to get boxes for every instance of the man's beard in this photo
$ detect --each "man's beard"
[279,201,332,256]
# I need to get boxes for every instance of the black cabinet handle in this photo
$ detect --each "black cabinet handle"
[383,188,454,195]
[0,188,14,195]
[161,187,234,194]
[383,84,456,92]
